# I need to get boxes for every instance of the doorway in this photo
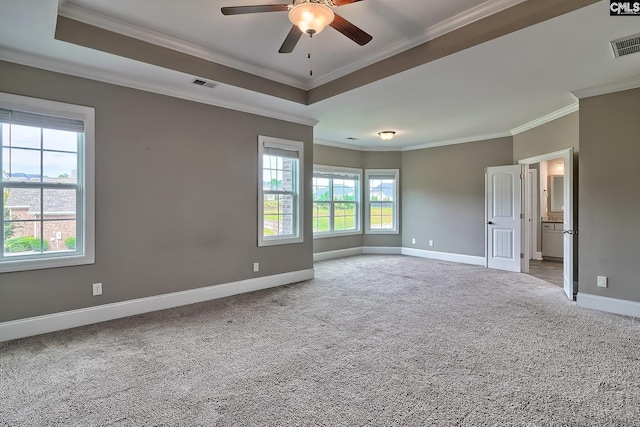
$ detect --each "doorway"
[520,148,575,299]
[486,148,575,299]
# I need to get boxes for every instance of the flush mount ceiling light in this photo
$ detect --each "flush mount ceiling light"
[288,2,335,36]
[378,131,396,141]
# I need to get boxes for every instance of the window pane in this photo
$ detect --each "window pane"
[313,178,330,202]
[281,159,295,192]
[370,202,390,230]
[369,178,394,201]
[43,219,77,253]
[313,202,330,233]
[2,147,42,181]
[380,202,394,229]
[43,189,77,220]
[4,187,40,218]
[4,124,40,149]
[334,202,356,231]
[43,151,77,183]
[263,193,295,237]
[43,129,78,152]
[4,220,40,256]
[263,155,298,193]
[333,179,357,202]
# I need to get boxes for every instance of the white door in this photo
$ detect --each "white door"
[486,165,523,272]
[518,148,576,300]
[561,149,575,299]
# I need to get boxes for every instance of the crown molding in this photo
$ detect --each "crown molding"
[311,0,527,88]
[0,49,318,127]
[313,139,364,151]
[401,131,512,152]
[510,102,579,136]
[571,75,640,99]
[58,0,524,91]
[57,2,310,90]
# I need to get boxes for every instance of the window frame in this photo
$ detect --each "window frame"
[257,135,304,247]
[364,169,399,235]
[0,92,95,273]
[312,165,362,239]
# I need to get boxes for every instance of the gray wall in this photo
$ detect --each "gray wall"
[579,88,640,303]
[0,61,313,322]
[401,137,513,257]
[513,111,579,162]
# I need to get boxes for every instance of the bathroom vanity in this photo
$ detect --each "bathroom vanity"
[542,221,563,259]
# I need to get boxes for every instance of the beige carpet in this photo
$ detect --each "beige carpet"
[1,255,639,426]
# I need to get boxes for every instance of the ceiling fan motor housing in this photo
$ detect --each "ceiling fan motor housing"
[289,1,336,35]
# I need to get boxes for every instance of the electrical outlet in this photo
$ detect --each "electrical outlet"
[253,262,260,272]
[597,276,608,288]
[92,282,102,296]
[411,238,416,244]
[429,240,434,247]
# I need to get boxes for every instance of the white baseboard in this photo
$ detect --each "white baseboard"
[533,252,543,261]
[577,293,640,318]
[0,269,315,342]
[313,247,363,262]
[314,245,484,266]
[401,247,486,266]
[362,246,402,255]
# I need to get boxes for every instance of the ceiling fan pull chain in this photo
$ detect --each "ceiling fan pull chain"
[308,33,313,76]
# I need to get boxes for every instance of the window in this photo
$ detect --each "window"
[258,136,303,246]
[365,169,399,234]
[312,165,361,237]
[1,92,95,273]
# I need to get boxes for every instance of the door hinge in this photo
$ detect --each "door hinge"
[521,253,524,259]
[520,173,525,180]
[520,213,524,219]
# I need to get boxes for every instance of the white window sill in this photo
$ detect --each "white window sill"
[313,230,362,239]
[0,254,95,274]
[364,229,399,235]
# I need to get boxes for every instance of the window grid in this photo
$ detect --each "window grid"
[365,170,399,234]
[0,92,94,274]
[263,154,297,239]
[258,136,303,247]
[312,167,361,237]
[2,124,81,259]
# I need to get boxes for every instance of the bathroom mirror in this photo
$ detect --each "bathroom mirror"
[549,175,564,212]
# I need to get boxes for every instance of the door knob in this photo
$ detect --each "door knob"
[487,221,494,225]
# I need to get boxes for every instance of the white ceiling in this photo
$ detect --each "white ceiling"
[0,0,639,150]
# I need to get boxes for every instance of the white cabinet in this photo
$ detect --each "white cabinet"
[542,222,563,259]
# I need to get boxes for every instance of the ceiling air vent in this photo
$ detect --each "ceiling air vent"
[611,33,640,58]
[191,78,218,89]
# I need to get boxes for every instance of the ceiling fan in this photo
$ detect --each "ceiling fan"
[221,0,373,54]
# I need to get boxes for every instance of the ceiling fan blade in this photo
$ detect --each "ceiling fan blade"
[330,13,372,46]
[221,4,289,15]
[332,0,365,5]
[279,25,303,53]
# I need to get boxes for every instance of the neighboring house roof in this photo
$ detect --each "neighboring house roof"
[5,184,76,214]
[371,184,394,198]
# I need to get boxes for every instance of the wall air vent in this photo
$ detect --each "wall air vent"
[191,78,218,89]
[611,33,640,58]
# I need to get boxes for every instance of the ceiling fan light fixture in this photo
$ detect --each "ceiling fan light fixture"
[378,131,396,141]
[288,2,335,35]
